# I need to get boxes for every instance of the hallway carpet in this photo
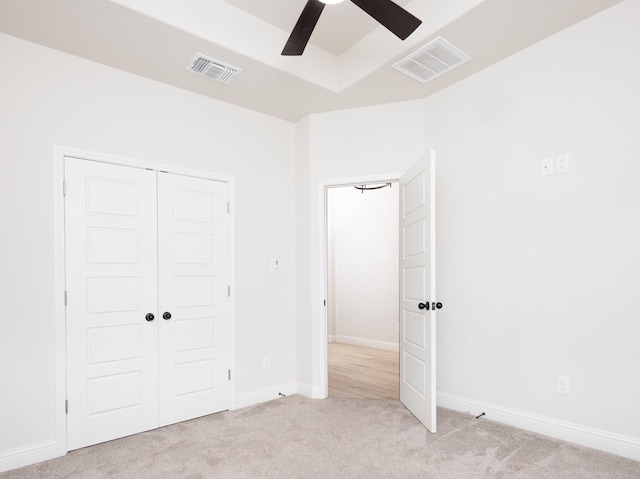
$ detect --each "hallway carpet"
[3,395,639,478]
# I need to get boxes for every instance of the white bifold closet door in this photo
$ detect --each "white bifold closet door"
[65,158,230,450]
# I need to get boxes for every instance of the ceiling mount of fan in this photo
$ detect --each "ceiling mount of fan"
[282,0,422,56]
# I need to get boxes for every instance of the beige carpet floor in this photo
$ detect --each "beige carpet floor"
[2,396,639,478]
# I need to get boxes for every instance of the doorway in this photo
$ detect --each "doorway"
[319,151,437,431]
[326,181,399,399]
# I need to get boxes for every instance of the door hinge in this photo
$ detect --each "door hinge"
[62,181,67,196]
[227,285,231,297]
[323,299,326,306]
[64,291,68,306]
[227,202,230,214]
[65,399,68,414]
[228,369,231,381]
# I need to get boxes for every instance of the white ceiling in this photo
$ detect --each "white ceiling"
[0,0,623,122]
[220,0,414,56]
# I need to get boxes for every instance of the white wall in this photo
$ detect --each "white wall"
[424,0,640,442]
[328,185,399,350]
[0,33,296,470]
[297,0,640,459]
[294,116,313,395]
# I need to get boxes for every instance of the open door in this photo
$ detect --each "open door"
[399,149,437,432]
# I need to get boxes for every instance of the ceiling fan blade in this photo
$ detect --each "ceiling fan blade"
[350,0,422,40]
[282,0,326,56]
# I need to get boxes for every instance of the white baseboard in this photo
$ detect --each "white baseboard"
[232,383,298,410]
[0,440,65,474]
[335,335,399,352]
[327,335,336,343]
[437,392,640,461]
[297,382,325,399]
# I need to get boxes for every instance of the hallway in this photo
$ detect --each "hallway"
[328,343,399,399]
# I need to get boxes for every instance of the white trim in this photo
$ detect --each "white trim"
[318,173,404,400]
[227,180,237,412]
[55,145,234,183]
[46,145,236,471]
[53,149,67,456]
[233,383,298,410]
[334,336,399,352]
[437,392,640,461]
[318,182,329,399]
[321,173,405,189]
[0,440,61,474]
[297,382,325,399]
[327,335,336,343]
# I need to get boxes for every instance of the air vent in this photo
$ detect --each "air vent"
[393,37,470,84]
[187,53,241,85]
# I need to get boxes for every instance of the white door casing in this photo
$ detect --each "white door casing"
[65,158,160,450]
[399,150,437,432]
[157,173,231,426]
[65,157,231,450]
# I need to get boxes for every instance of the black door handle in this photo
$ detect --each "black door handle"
[145,313,155,322]
[418,302,443,311]
[163,312,172,320]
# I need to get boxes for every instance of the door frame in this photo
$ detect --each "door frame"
[318,173,404,398]
[53,145,236,454]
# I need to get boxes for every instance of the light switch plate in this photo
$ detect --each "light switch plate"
[270,258,281,272]
[541,157,554,176]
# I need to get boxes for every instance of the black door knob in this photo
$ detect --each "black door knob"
[163,312,172,320]
[145,313,155,322]
[418,302,430,310]
[436,302,443,310]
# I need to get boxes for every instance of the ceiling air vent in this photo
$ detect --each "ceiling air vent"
[393,37,470,84]
[186,53,241,85]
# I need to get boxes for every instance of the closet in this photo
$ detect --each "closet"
[64,157,231,450]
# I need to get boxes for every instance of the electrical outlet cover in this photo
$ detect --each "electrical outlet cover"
[556,375,570,395]
[555,154,569,173]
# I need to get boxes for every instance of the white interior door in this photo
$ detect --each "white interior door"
[66,159,232,449]
[65,158,159,450]
[157,173,231,426]
[399,150,437,432]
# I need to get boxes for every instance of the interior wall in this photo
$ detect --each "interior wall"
[298,0,640,455]
[422,0,640,440]
[327,185,399,350]
[294,116,313,394]
[0,33,296,467]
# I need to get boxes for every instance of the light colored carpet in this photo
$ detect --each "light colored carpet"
[3,396,639,478]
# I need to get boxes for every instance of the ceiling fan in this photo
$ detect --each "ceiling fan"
[282,0,422,56]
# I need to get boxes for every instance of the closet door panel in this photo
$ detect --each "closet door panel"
[65,158,159,450]
[157,173,231,426]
